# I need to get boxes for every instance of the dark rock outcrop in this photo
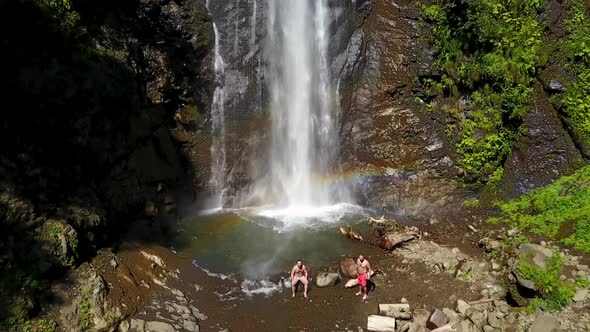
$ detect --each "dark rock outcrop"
[497,82,584,198]
[335,0,467,217]
[0,0,212,323]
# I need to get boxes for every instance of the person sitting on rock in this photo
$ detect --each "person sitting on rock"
[290,259,309,298]
[355,254,372,301]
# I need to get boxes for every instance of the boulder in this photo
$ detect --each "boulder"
[146,321,175,332]
[382,231,419,250]
[413,309,430,328]
[517,244,553,268]
[573,289,588,302]
[345,278,359,288]
[426,309,449,330]
[441,308,458,324]
[530,313,559,332]
[340,258,358,278]
[367,315,395,332]
[456,300,471,315]
[316,272,340,287]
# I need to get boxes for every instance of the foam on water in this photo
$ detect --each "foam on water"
[251,203,368,232]
[240,279,284,297]
[192,260,235,281]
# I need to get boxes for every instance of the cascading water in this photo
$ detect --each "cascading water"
[263,0,349,208]
[207,0,228,208]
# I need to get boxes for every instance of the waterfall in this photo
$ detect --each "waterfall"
[263,0,348,207]
[250,0,257,49]
[207,0,228,208]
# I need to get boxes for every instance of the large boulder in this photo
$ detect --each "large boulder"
[530,313,559,332]
[316,272,340,287]
[339,258,358,278]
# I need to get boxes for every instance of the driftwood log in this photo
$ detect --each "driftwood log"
[338,224,364,241]
[368,216,400,236]
[367,315,396,332]
[378,303,412,320]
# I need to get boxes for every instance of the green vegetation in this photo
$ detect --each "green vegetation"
[79,300,93,330]
[560,0,590,147]
[79,288,94,330]
[420,0,545,181]
[489,165,590,252]
[576,276,590,288]
[36,0,83,36]
[6,318,58,332]
[517,253,576,311]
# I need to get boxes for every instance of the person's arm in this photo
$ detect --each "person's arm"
[366,261,372,279]
[291,266,295,281]
[303,266,308,278]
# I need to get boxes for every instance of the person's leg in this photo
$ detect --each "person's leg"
[362,285,367,300]
[355,275,362,295]
[291,279,297,297]
[302,278,308,298]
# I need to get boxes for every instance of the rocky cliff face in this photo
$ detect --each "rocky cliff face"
[205,0,586,218]
[335,0,468,218]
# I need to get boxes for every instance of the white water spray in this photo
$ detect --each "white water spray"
[207,0,228,208]
[262,0,348,207]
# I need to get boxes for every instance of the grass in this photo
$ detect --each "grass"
[488,165,590,252]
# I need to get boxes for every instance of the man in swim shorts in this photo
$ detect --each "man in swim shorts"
[291,259,309,298]
[355,254,372,300]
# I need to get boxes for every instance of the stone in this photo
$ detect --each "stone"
[573,289,588,302]
[529,313,559,332]
[183,320,198,331]
[452,248,460,255]
[505,313,516,324]
[367,315,395,332]
[507,228,519,237]
[383,231,419,249]
[487,312,501,329]
[491,262,501,271]
[577,264,589,272]
[441,308,458,323]
[145,321,175,332]
[482,325,496,332]
[548,80,564,92]
[130,319,146,332]
[400,297,408,303]
[455,320,478,332]
[413,309,430,327]
[316,272,340,287]
[340,258,358,278]
[398,322,410,332]
[513,270,536,290]
[430,324,455,332]
[456,300,471,315]
[517,243,553,268]
[118,320,130,332]
[426,309,449,330]
[468,311,487,329]
[345,278,359,288]
[487,241,501,252]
